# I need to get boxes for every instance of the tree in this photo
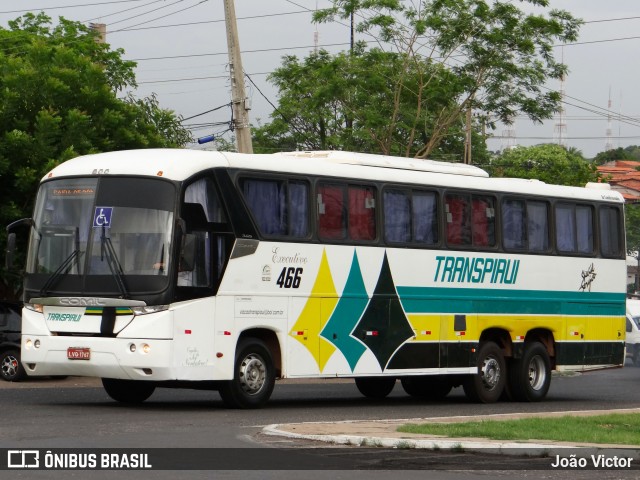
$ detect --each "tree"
[594,146,640,164]
[314,0,581,160]
[252,47,490,164]
[484,144,600,187]
[0,13,191,298]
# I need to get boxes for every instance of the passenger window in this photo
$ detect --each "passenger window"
[318,183,376,241]
[472,196,496,247]
[413,191,438,244]
[555,203,594,255]
[527,201,549,252]
[348,185,376,241]
[599,206,622,258]
[318,184,346,240]
[445,194,471,246]
[384,189,438,245]
[383,189,411,243]
[241,178,309,238]
[502,199,549,253]
[446,193,494,248]
[502,199,526,250]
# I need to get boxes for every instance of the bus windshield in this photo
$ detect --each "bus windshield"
[26,177,176,297]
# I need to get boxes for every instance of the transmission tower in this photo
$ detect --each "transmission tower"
[553,48,567,148]
[501,122,517,150]
[605,87,614,152]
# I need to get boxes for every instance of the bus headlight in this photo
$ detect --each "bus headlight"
[131,305,169,316]
[24,303,44,313]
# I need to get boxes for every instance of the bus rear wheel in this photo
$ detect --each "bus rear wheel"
[508,342,551,402]
[219,338,275,409]
[355,377,396,399]
[101,378,155,403]
[401,376,452,400]
[463,341,505,403]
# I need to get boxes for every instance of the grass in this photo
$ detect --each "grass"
[397,413,640,446]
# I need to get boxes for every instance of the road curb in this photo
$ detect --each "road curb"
[262,409,640,458]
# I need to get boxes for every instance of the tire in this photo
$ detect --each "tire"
[219,338,275,409]
[354,377,396,399]
[508,342,551,402]
[633,347,640,367]
[401,376,452,400]
[1,349,26,382]
[101,378,155,404]
[463,341,506,403]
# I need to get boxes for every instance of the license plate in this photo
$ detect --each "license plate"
[67,347,91,360]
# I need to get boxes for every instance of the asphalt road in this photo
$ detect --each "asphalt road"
[1,361,639,479]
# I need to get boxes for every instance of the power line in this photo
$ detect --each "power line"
[0,1,149,15]
[129,42,353,61]
[181,103,231,122]
[112,10,308,33]
[82,0,164,23]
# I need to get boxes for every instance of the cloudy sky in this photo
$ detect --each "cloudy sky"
[2,0,639,159]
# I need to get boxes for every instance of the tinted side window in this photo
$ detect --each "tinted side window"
[527,201,549,252]
[383,189,438,245]
[502,199,526,250]
[555,203,594,254]
[318,183,376,242]
[348,185,376,241]
[318,184,346,240]
[242,178,309,238]
[413,191,438,244]
[502,199,549,252]
[599,206,622,258]
[446,193,495,248]
[383,189,411,243]
[445,193,471,246]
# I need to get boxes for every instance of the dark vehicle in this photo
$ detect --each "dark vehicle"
[0,301,25,381]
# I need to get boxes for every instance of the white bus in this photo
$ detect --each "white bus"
[7,149,626,408]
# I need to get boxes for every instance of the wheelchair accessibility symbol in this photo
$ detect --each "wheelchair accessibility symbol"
[93,207,113,228]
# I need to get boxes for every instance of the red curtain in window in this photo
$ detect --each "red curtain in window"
[446,196,469,245]
[318,185,345,239]
[348,187,376,240]
[472,198,490,246]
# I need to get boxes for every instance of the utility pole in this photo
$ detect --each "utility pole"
[223,0,253,153]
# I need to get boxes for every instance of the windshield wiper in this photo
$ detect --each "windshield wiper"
[39,249,83,297]
[100,226,129,298]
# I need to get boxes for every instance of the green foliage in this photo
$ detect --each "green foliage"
[314,0,581,158]
[485,144,600,187]
[625,204,640,255]
[252,47,490,164]
[0,13,191,297]
[398,413,640,446]
[594,145,640,164]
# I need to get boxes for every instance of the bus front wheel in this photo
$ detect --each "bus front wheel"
[355,377,396,399]
[101,378,155,403]
[508,342,551,402]
[463,341,505,403]
[401,376,452,400]
[219,339,275,409]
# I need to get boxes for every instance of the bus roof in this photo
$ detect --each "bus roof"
[43,148,624,204]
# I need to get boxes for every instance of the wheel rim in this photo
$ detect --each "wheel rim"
[238,353,266,395]
[480,355,501,391]
[527,355,547,391]
[1,355,19,379]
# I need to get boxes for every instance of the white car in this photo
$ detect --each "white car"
[626,300,640,367]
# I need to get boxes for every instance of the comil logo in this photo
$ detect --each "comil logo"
[8,450,39,468]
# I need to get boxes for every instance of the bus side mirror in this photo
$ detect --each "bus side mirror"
[180,234,196,272]
[5,232,16,270]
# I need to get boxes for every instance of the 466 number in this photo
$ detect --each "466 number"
[276,267,303,289]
